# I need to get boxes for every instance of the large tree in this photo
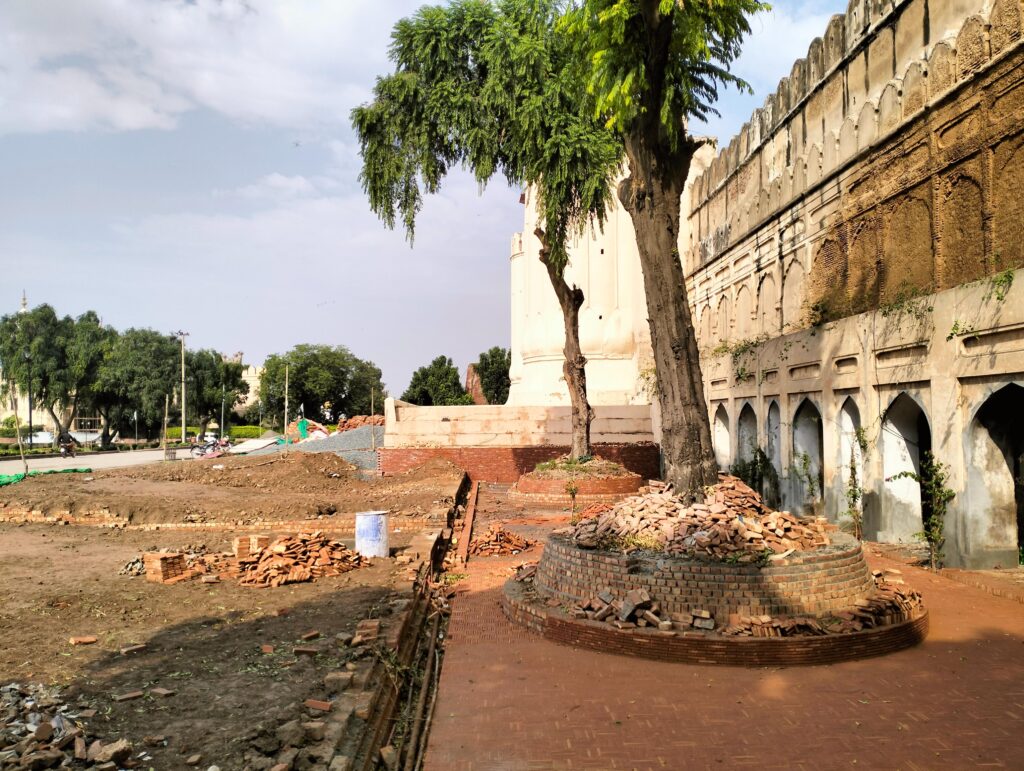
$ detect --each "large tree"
[0,305,111,444]
[92,329,180,442]
[259,344,385,426]
[402,355,473,406]
[563,0,764,494]
[353,0,621,459]
[475,346,512,405]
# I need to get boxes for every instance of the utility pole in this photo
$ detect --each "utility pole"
[220,383,226,441]
[172,331,189,445]
[284,364,290,440]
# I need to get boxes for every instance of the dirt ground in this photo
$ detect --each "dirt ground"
[0,454,465,524]
[0,456,465,770]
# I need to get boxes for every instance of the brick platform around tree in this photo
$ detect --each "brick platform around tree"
[535,533,875,619]
[507,470,644,508]
[378,442,660,483]
[502,580,928,666]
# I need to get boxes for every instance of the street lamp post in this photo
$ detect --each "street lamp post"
[172,331,189,446]
[220,383,226,441]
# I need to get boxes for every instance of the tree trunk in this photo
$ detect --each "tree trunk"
[618,138,717,500]
[536,228,593,460]
[46,404,70,447]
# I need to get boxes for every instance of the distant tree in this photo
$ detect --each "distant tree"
[259,344,385,426]
[562,0,764,494]
[475,347,511,405]
[92,329,180,442]
[186,349,248,438]
[402,356,473,406]
[353,0,621,458]
[0,305,111,444]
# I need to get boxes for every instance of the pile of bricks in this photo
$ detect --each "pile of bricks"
[571,474,830,560]
[468,525,534,557]
[336,415,384,432]
[237,531,366,588]
[143,553,188,584]
[568,588,676,631]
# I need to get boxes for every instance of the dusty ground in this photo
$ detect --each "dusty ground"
[0,454,465,524]
[0,457,465,770]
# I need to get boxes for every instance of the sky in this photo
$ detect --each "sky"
[0,0,839,396]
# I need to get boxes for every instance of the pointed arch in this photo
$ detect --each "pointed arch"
[792,398,824,513]
[713,404,731,470]
[880,392,932,542]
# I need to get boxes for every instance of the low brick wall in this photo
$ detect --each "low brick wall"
[502,580,929,667]
[535,534,875,619]
[378,443,660,483]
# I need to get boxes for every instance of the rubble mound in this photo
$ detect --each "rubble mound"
[237,531,367,587]
[468,525,534,557]
[571,474,829,561]
[1,682,142,768]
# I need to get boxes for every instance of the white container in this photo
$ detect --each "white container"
[355,511,390,558]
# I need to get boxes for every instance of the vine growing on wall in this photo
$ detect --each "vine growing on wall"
[841,428,870,541]
[887,451,956,571]
[711,334,768,384]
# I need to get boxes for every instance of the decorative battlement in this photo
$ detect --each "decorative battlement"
[688,0,1016,267]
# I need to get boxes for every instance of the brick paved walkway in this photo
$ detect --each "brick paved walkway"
[424,486,1024,770]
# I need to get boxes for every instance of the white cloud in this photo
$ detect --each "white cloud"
[0,0,418,134]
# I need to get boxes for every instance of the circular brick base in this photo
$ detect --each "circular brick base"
[535,533,875,619]
[503,580,929,666]
[508,471,643,509]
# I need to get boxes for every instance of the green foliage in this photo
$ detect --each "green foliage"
[888,451,956,570]
[401,356,473,406]
[729,446,779,504]
[985,268,1015,303]
[229,425,264,440]
[946,318,976,342]
[560,0,766,147]
[475,347,511,405]
[791,451,818,502]
[0,305,112,440]
[842,448,865,541]
[92,328,180,440]
[165,427,202,440]
[879,284,934,321]
[712,335,767,383]
[260,344,384,426]
[352,0,622,273]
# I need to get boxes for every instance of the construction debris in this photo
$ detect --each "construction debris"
[1,682,143,769]
[571,474,830,560]
[237,531,367,588]
[468,526,534,557]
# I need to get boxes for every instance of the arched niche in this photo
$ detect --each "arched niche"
[880,393,932,542]
[737,403,758,463]
[792,399,825,513]
[839,397,865,527]
[758,273,780,336]
[965,384,1024,567]
[715,294,731,343]
[734,284,753,339]
[765,401,783,508]
[713,404,731,471]
[782,260,806,331]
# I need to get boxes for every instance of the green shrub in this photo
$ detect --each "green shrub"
[165,426,201,440]
[229,425,264,440]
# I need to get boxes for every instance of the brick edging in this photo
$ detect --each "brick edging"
[502,580,929,667]
[940,569,1024,605]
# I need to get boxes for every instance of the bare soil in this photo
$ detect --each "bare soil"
[0,457,465,770]
[0,454,465,524]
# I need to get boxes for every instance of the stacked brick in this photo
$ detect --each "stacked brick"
[144,553,187,584]
[571,474,829,560]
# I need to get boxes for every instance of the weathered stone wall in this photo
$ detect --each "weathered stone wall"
[686,0,1024,339]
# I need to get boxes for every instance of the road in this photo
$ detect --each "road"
[0,448,187,475]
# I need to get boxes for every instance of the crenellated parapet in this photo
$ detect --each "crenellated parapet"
[687,0,1018,270]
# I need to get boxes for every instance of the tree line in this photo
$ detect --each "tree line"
[0,305,248,444]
